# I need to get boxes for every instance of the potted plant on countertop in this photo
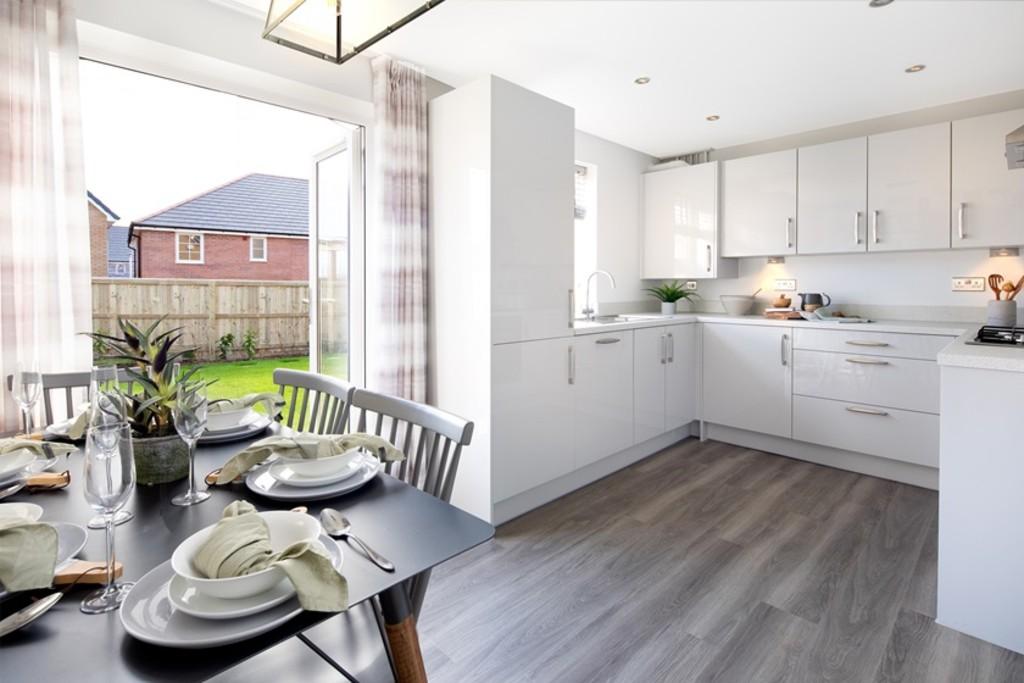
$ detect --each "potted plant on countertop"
[646,281,700,315]
[86,318,210,485]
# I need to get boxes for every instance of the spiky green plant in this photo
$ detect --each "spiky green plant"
[85,317,207,437]
[645,281,701,304]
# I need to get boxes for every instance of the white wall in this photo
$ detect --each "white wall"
[574,131,656,310]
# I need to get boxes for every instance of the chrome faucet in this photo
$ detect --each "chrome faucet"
[582,270,616,321]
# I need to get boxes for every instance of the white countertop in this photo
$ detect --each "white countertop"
[573,313,969,338]
[937,329,1024,374]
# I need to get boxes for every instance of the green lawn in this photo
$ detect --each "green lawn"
[190,354,348,402]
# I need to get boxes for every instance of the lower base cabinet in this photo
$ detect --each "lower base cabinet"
[573,331,635,468]
[635,323,697,443]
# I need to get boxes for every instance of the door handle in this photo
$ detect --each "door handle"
[667,333,675,363]
[780,333,789,366]
[958,202,966,240]
[595,337,620,345]
[568,289,575,327]
[706,244,712,272]
[871,210,880,244]
[786,217,794,249]
[845,357,890,366]
[660,335,667,364]
[568,346,575,385]
[845,340,890,348]
[845,406,889,417]
[853,211,862,245]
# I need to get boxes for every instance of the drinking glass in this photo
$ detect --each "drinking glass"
[87,367,133,529]
[171,381,210,506]
[81,422,136,614]
[10,361,41,435]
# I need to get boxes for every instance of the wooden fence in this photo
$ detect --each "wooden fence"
[91,278,327,361]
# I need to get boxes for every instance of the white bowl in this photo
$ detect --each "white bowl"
[171,510,320,599]
[206,407,255,433]
[720,295,755,316]
[281,448,363,478]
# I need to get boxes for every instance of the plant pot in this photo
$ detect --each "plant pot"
[132,434,189,485]
[661,301,677,315]
[987,300,1018,327]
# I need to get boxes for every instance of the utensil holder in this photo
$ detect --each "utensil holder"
[987,300,1018,327]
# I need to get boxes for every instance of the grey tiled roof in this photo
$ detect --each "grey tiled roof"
[107,225,134,262]
[132,174,309,236]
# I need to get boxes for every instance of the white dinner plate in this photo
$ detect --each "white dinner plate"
[198,415,273,445]
[166,537,343,620]
[267,456,364,488]
[246,457,383,502]
[0,522,85,598]
[0,502,43,522]
[120,536,343,647]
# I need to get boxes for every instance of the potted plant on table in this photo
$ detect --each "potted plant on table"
[646,281,700,315]
[86,318,208,485]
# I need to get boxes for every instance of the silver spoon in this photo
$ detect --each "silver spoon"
[319,508,395,572]
[0,592,62,638]
[0,480,25,502]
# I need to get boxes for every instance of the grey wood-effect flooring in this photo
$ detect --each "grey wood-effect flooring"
[417,439,1024,683]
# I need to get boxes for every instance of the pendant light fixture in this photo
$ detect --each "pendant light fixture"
[262,0,445,65]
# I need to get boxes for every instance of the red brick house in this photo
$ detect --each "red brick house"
[129,174,309,281]
[88,192,135,278]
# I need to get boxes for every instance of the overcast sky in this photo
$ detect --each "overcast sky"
[80,60,351,225]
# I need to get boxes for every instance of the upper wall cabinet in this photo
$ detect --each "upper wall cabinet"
[643,163,734,278]
[721,149,797,257]
[867,123,951,252]
[797,137,868,255]
[952,108,1024,249]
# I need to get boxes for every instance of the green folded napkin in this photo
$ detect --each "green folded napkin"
[0,518,58,592]
[209,393,285,420]
[215,432,405,485]
[0,438,77,458]
[193,501,346,612]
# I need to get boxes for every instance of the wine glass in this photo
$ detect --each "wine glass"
[10,361,41,435]
[80,422,136,614]
[87,367,133,529]
[171,381,210,506]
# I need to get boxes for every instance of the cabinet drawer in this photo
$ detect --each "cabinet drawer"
[793,349,939,413]
[793,395,938,468]
[793,328,952,361]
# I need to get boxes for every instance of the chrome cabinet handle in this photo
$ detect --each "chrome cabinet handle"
[853,211,862,245]
[667,333,675,363]
[595,337,620,345]
[845,340,890,348]
[958,202,966,240]
[871,210,879,244]
[706,244,712,273]
[780,333,789,366]
[846,406,889,417]
[786,217,794,249]
[568,346,575,385]
[660,335,667,364]
[568,289,575,328]
[845,357,890,366]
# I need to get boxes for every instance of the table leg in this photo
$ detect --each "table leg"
[378,585,428,683]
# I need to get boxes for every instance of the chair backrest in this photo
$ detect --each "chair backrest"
[273,368,355,435]
[40,372,92,424]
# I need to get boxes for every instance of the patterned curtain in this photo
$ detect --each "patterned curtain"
[0,0,92,432]
[371,56,428,402]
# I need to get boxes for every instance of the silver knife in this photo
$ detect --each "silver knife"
[0,592,62,638]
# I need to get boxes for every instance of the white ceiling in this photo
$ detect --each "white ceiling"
[368,0,1024,157]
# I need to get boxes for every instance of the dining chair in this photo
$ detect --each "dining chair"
[273,368,356,435]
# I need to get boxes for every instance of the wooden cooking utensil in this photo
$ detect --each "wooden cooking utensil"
[988,274,1005,300]
[1009,275,1024,301]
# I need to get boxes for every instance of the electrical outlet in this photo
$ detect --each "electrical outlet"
[684,281,698,291]
[774,278,797,292]
[952,277,985,292]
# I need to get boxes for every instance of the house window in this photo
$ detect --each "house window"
[176,231,203,263]
[574,162,598,316]
[250,235,268,262]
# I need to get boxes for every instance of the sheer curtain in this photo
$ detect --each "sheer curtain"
[0,0,92,432]
[371,56,428,403]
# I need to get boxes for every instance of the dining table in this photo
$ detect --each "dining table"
[0,430,495,682]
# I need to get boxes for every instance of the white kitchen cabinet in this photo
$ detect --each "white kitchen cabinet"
[721,149,797,257]
[633,323,697,443]
[797,137,868,255]
[491,337,576,502]
[573,331,635,469]
[952,108,1024,248]
[867,123,951,252]
[643,163,734,278]
[702,323,793,438]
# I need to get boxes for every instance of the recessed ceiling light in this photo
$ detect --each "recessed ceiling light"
[634,76,651,85]
[869,0,894,7]
[905,64,926,73]
[705,115,720,121]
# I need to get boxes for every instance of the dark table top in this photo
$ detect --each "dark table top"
[0,434,494,682]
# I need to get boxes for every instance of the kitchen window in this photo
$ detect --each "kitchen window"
[250,235,267,262]
[176,231,203,264]
[574,162,598,315]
